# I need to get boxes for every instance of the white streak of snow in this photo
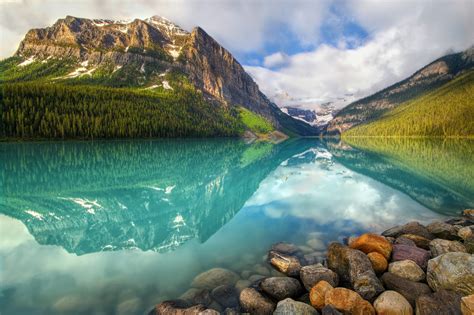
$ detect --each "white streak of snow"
[25,210,44,220]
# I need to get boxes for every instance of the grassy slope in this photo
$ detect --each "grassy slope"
[343,137,474,204]
[238,107,274,134]
[344,71,474,138]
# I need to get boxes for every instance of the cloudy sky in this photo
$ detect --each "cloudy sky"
[1,0,473,108]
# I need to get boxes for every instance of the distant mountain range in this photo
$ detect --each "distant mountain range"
[326,47,474,136]
[0,15,316,139]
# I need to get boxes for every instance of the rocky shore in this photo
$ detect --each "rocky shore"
[149,210,474,314]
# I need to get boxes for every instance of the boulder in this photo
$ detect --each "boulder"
[399,234,431,250]
[324,287,362,314]
[465,235,474,254]
[300,264,339,290]
[349,233,392,259]
[179,288,212,306]
[373,290,413,315]
[388,260,425,282]
[253,264,271,276]
[427,252,474,295]
[381,272,432,306]
[239,288,275,315]
[150,300,218,315]
[235,279,251,292]
[392,244,430,269]
[367,252,388,274]
[273,298,320,315]
[268,250,302,277]
[462,209,474,220]
[446,217,473,227]
[309,280,334,310]
[321,304,343,315]
[351,299,375,315]
[191,268,239,290]
[382,221,434,240]
[394,236,417,247]
[426,221,460,240]
[307,238,326,251]
[248,274,265,283]
[210,285,239,309]
[458,226,473,240]
[415,290,462,315]
[461,294,474,315]
[259,277,303,301]
[304,253,324,266]
[429,238,467,257]
[327,243,384,301]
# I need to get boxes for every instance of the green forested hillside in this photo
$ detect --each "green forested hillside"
[344,71,474,138]
[0,82,243,139]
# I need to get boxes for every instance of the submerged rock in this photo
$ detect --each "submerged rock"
[150,300,218,315]
[427,252,474,295]
[300,264,339,290]
[268,250,302,277]
[382,222,434,240]
[388,260,425,282]
[271,242,301,255]
[309,280,334,310]
[415,290,462,315]
[210,285,239,309]
[239,288,275,315]
[373,290,413,315]
[429,238,466,257]
[179,288,212,307]
[381,272,432,306]
[392,244,430,269]
[327,242,384,301]
[274,298,320,315]
[259,277,303,301]
[191,268,239,290]
[349,233,392,259]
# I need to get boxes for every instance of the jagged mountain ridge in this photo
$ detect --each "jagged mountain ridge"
[326,47,474,134]
[9,15,316,136]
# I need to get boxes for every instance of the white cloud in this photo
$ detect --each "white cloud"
[263,52,290,68]
[246,0,473,108]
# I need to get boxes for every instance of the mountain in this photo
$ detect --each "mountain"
[326,47,474,135]
[344,71,474,137]
[0,16,316,139]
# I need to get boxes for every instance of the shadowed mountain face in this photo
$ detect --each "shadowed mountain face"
[0,139,315,255]
[327,138,474,215]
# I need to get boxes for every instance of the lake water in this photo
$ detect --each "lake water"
[1,138,473,315]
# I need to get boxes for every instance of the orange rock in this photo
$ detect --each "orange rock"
[309,280,334,310]
[350,233,392,259]
[352,298,376,315]
[367,252,388,273]
[324,287,362,313]
[461,294,474,315]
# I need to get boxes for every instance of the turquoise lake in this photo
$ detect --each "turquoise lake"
[1,138,473,314]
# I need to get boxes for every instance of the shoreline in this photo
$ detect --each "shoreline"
[149,210,474,314]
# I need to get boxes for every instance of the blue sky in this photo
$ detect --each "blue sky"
[1,0,472,108]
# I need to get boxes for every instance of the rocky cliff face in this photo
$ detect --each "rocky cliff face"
[14,15,315,134]
[326,47,474,135]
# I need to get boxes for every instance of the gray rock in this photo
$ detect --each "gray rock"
[303,253,324,266]
[300,264,339,291]
[248,274,265,283]
[399,234,431,250]
[382,221,434,240]
[373,290,413,315]
[426,221,461,240]
[415,289,462,315]
[239,287,275,315]
[259,277,303,301]
[211,285,239,309]
[445,217,473,227]
[392,244,431,269]
[268,250,302,277]
[327,242,384,301]
[273,298,320,315]
[150,300,215,315]
[321,304,343,315]
[429,238,467,257]
[465,235,474,254]
[272,242,301,255]
[427,252,474,295]
[381,272,432,307]
[388,260,426,282]
[191,268,239,290]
